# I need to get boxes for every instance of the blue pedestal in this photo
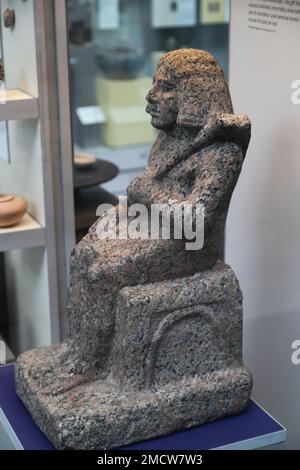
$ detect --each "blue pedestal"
[0,364,286,450]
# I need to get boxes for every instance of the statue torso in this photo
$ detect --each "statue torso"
[145,131,201,200]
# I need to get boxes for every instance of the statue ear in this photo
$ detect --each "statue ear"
[176,76,233,128]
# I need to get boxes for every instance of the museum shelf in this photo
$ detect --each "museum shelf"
[0,0,75,356]
[0,89,39,121]
[0,336,14,364]
[0,213,45,251]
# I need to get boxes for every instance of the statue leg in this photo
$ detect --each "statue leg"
[29,235,215,395]
[28,238,154,394]
[65,234,215,369]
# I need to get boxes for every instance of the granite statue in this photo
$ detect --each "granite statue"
[16,49,253,449]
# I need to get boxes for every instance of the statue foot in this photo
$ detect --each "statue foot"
[28,342,70,379]
[28,343,96,396]
[41,366,94,396]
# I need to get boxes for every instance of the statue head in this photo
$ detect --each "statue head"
[146,48,233,130]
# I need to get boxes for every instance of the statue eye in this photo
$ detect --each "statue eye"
[161,82,173,92]
[154,79,174,92]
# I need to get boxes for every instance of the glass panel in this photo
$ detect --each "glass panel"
[0,15,10,164]
[67,0,229,201]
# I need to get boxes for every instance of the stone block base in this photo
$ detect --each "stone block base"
[15,262,252,449]
[16,356,251,449]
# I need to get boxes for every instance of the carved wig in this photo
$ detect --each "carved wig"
[156,48,233,128]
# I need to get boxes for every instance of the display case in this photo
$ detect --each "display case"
[67,0,230,198]
[0,0,230,356]
[0,0,75,357]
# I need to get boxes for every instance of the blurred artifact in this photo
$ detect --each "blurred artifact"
[96,44,155,146]
[3,8,15,29]
[74,152,96,170]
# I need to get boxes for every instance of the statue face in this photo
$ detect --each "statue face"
[146,67,178,130]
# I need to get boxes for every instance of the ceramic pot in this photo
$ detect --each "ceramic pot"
[0,193,28,228]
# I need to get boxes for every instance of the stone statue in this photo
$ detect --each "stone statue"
[16,49,252,450]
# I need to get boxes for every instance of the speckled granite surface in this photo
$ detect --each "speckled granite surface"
[16,263,252,450]
[15,49,252,449]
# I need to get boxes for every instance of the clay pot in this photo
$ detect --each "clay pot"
[0,194,28,228]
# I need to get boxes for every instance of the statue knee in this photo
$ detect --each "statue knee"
[71,242,97,268]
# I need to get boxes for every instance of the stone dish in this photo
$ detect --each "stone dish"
[96,46,146,79]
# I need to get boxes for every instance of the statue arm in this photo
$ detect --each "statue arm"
[186,142,244,229]
[126,174,174,207]
[127,142,244,226]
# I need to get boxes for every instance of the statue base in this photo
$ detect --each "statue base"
[16,361,251,450]
[15,262,252,450]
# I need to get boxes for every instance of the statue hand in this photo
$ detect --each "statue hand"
[127,175,152,206]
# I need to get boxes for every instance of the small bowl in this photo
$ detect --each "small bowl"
[0,193,28,228]
[74,153,96,170]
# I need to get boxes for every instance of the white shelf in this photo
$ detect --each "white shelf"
[0,213,45,251]
[0,336,15,364]
[0,89,39,121]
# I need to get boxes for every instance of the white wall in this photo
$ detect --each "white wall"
[227,0,300,449]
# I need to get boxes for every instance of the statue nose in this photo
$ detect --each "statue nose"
[146,88,156,104]
[146,91,152,103]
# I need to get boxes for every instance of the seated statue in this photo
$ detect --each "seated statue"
[16,49,252,450]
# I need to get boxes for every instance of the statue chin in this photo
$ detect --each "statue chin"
[151,116,175,131]
[151,121,163,130]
